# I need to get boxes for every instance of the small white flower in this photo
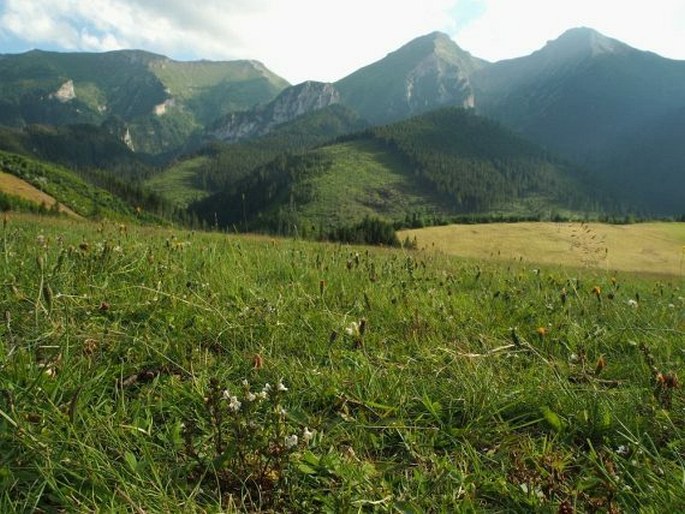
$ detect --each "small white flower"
[302,427,315,444]
[221,389,231,400]
[242,379,249,388]
[668,303,675,309]
[246,392,257,402]
[284,434,298,449]
[616,445,630,457]
[277,381,288,392]
[627,299,638,308]
[262,383,272,394]
[569,353,580,364]
[228,396,241,412]
[256,391,268,400]
[345,321,360,337]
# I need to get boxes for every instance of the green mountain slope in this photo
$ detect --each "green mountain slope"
[472,27,685,215]
[190,108,599,235]
[0,150,160,221]
[335,32,485,124]
[148,104,368,206]
[0,49,289,155]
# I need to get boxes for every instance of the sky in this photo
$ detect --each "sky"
[1,0,684,84]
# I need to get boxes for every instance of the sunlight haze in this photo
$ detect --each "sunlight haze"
[1,0,683,83]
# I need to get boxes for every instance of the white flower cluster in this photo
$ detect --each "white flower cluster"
[220,379,317,452]
[284,427,316,450]
[222,380,291,413]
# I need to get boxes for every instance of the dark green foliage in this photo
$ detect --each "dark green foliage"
[326,216,400,246]
[0,123,152,174]
[0,150,161,221]
[190,107,601,237]
[191,152,332,234]
[0,126,181,219]
[367,107,598,212]
[183,104,367,193]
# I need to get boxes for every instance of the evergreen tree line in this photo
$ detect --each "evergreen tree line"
[367,108,601,213]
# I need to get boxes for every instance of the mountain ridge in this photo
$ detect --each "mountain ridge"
[1,27,684,219]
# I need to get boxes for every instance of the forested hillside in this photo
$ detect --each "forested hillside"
[148,104,368,205]
[190,108,603,237]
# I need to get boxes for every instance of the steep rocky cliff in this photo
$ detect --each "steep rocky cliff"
[210,81,340,142]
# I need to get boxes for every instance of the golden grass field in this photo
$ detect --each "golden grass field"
[399,222,685,277]
[0,171,81,217]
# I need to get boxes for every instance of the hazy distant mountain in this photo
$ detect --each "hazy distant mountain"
[335,31,485,124]
[471,27,685,213]
[209,32,486,143]
[0,49,289,154]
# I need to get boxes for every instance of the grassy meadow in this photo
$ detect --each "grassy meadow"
[1,214,684,512]
[400,222,685,278]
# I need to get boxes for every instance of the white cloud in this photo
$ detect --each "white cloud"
[1,0,683,83]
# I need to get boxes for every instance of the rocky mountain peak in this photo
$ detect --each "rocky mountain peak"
[541,27,631,60]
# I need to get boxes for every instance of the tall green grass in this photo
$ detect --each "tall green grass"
[1,214,683,511]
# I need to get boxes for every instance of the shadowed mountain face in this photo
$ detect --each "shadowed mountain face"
[470,28,685,214]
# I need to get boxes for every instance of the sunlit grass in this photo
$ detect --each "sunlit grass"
[400,221,685,277]
[1,214,684,511]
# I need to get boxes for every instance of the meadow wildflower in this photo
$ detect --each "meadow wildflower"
[228,396,241,412]
[345,321,361,337]
[627,299,638,308]
[302,427,315,444]
[277,381,288,392]
[536,326,548,337]
[284,434,298,449]
[246,392,257,402]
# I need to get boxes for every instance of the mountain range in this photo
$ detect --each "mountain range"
[0,27,683,227]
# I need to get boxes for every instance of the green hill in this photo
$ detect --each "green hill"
[0,150,160,221]
[148,104,368,206]
[190,107,601,236]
